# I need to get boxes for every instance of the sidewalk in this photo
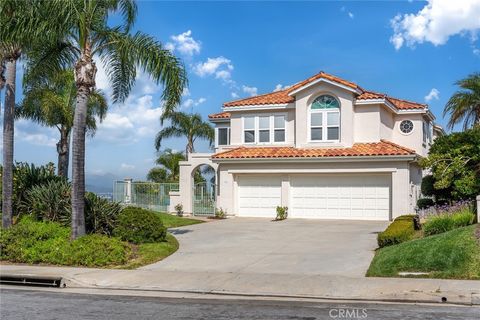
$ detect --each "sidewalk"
[1,264,479,305]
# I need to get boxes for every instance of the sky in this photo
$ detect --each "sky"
[2,0,480,187]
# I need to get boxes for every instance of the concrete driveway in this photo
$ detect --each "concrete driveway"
[142,218,388,277]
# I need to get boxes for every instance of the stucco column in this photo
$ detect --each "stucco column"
[179,162,193,214]
[281,175,290,208]
[476,195,480,223]
[124,178,132,204]
[391,165,410,219]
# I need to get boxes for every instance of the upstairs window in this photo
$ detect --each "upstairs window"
[309,95,340,142]
[217,127,230,146]
[244,117,255,143]
[242,114,287,144]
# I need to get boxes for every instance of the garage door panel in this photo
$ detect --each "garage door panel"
[237,175,281,218]
[290,175,390,221]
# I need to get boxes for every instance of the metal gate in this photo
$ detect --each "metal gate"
[193,182,216,216]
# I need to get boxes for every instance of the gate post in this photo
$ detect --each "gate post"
[124,178,132,204]
[179,162,193,214]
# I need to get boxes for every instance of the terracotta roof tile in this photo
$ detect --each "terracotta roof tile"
[223,71,360,107]
[223,72,427,110]
[212,140,416,159]
[208,112,231,119]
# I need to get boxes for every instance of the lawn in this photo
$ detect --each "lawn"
[120,233,179,269]
[157,212,204,228]
[367,224,480,279]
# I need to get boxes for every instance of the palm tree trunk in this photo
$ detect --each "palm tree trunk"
[71,51,96,239]
[2,58,17,228]
[56,127,70,178]
[186,137,194,156]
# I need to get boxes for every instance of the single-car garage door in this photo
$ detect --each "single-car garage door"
[290,174,390,220]
[237,175,281,218]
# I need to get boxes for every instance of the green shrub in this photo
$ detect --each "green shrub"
[275,206,288,220]
[113,207,166,244]
[84,192,122,235]
[0,217,131,267]
[417,198,434,209]
[215,207,226,219]
[21,180,71,224]
[423,209,476,236]
[377,215,415,248]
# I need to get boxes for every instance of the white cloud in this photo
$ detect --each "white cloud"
[231,92,239,99]
[273,84,291,92]
[193,57,234,83]
[348,12,354,19]
[165,30,201,56]
[181,97,207,109]
[120,163,135,170]
[390,0,480,50]
[424,88,440,102]
[242,85,258,97]
[13,119,57,148]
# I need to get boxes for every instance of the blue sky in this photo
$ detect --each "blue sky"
[3,0,480,185]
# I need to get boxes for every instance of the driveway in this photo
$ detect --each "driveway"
[142,218,388,277]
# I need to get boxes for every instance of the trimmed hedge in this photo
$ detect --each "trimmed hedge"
[113,207,167,244]
[417,198,434,210]
[377,215,416,248]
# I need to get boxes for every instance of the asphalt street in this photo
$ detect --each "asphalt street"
[0,288,478,320]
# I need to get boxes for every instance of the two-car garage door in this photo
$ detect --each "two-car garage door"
[237,174,390,220]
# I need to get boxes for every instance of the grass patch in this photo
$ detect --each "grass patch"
[120,233,179,269]
[367,224,480,279]
[156,212,203,228]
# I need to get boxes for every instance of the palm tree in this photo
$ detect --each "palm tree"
[155,112,214,156]
[444,73,480,131]
[0,0,51,228]
[18,69,108,177]
[154,149,185,181]
[26,0,187,238]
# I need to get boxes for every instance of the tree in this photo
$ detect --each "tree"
[148,149,185,183]
[27,0,187,238]
[444,73,480,131]
[420,127,480,200]
[18,69,107,178]
[146,167,168,183]
[155,112,214,156]
[0,0,51,228]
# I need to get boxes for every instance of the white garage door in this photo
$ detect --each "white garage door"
[290,174,390,220]
[237,175,282,217]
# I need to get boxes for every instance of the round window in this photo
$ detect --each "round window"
[399,120,414,134]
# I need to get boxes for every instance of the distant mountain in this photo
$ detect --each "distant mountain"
[85,172,122,194]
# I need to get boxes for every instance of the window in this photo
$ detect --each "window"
[423,121,432,144]
[309,95,340,142]
[242,115,286,144]
[400,120,414,134]
[244,117,255,143]
[259,116,270,143]
[217,127,230,146]
[274,115,286,142]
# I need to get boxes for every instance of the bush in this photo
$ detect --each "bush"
[21,180,71,224]
[84,192,122,235]
[377,215,415,248]
[215,207,226,219]
[417,198,434,210]
[174,203,183,217]
[0,217,131,267]
[275,206,288,220]
[113,207,166,244]
[423,208,476,236]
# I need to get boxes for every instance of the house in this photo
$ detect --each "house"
[174,71,444,220]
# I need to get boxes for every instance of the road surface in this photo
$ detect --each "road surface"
[0,288,478,320]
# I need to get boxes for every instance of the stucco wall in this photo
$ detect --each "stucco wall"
[294,82,355,148]
[391,113,427,156]
[353,104,381,142]
[215,159,414,220]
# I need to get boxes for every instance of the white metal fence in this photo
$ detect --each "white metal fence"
[113,180,179,212]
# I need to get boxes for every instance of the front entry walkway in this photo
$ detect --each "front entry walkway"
[142,218,388,277]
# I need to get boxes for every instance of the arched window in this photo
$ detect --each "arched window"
[309,95,340,141]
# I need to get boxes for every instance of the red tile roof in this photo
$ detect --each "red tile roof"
[212,140,416,159]
[208,112,231,119]
[222,72,426,110]
[357,90,426,110]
